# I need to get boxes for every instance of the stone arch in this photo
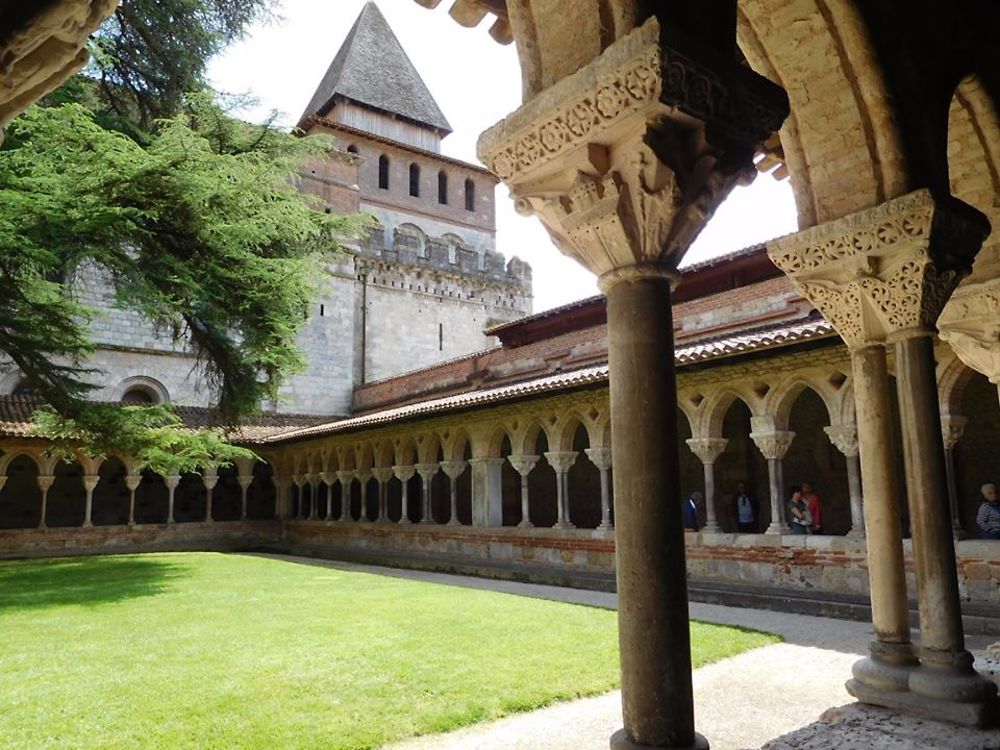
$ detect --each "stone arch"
[0,370,25,395]
[736,0,908,228]
[440,426,472,462]
[702,389,760,438]
[116,376,169,405]
[393,436,418,467]
[552,408,590,452]
[394,222,427,256]
[938,353,978,416]
[0,449,39,478]
[0,452,40,528]
[372,439,395,469]
[526,419,558,527]
[766,377,838,432]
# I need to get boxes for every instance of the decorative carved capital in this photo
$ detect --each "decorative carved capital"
[371,467,394,484]
[336,470,355,486]
[202,474,219,491]
[544,450,579,473]
[392,465,416,483]
[507,454,540,477]
[478,17,786,278]
[939,275,1000,385]
[750,431,795,461]
[439,460,468,480]
[939,415,969,451]
[124,474,141,492]
[36,474,55,491]
[319,471,335,486]
[584,447,612,471]
[823,425,859,458]
[768,190,990,347]
[82,474,99,492]
[355,470,373,484]
[685,437,728,465]
[414,463,440,481]
[163,475,181,490]
[236,475,254,490]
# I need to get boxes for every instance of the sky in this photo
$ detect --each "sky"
[208,0,799,312]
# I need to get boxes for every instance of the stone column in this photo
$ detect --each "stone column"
[36,474,54,529]
[336,471,354,522]
[125,473,140,526]
[824,425,865,538]
[749,427,794,534]
[544,451,578,529]
[237,473,253,521]
[584,447,614,531]
[507,454,538,528]
[372,468,394,523]
[308,474,321,520]
[439,460,468,526]
[685,439,728,534]
[273,477,292,520]
[393,465,416,524]
[769,190,997,725]
[82,474,99,528]
[469,457,504,527]
[290,475,304,519]
[164,474,180,524]
[356,471,372,523]
[202,467,218,522]
[477,12,788,746]
[939,414,968,539]
[320,472,335,521]
[415,463,439,524]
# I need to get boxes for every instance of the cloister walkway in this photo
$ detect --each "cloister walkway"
[258,554,1000,750]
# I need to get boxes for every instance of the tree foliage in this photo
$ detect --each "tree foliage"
[0,97,367,470]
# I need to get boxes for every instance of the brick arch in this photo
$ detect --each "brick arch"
[737,0,908,228]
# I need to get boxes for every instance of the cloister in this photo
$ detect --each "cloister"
[3,0,1000,746]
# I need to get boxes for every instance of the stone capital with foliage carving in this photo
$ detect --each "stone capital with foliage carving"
[750,431,795,461]
[823,425,859,458]
[939,415,969,451]
[685,437,728,465]
[507,454,539,477]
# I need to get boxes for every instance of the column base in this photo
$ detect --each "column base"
[419,518,435,525]
[846,526,866,539]
[598,520,614,531]
[398,518,411,525]
[517,519,534,529]
[848,677,998,728]
[447,518,461,527]
[610,729,709,750]
[554,521,576,530]
[850,644,917,694]
[701,522,721,534]
[764,521,790,535]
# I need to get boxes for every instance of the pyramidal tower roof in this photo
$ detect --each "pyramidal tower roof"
[300,2,452,134]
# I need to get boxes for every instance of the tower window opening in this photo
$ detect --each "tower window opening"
[464,179,475,211]
[409,164,421,197]
[378,155,390,189]
[347,144,359,154]
[439,323,443,351]
[438,171,448,204]
[320,304,325,317]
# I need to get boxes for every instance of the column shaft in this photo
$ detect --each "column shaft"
[599,468,612,529]
[765,458,785,534]
[702,462,719,533]
[845,454,865,538]
[942,447,964,538]
[606,278,695,748]
[519,474,532,528]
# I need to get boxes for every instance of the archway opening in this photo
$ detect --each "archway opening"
[47,460,86,527]
[0,455,40,528]
[93,458,129,526]
[527,429,557,527]
[715,399,768,532]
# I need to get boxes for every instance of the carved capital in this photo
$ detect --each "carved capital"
[392,465,416,483]
[686,437,728,465]
[750,431,795,461]
[355,470,373,485]
[36,474,55,492]
[371,467,394,484]
[478,17,786,278]
[439,460,468,480]
[319,471,335,486]
[939,414,969,451]
[939,275,1000,385]
[544,450,579,473]
[163,475,181,490]
[768,190,990,347]
[336,470,355,486]
[415,463,440,481]
[124,474,141,492]
[291,474,305,487]
[823,425,859,458]
[202,474,219,491]
[584,447,612,472]
[236,475,254,490]
[82,474,99,492]
[507,454,540,477]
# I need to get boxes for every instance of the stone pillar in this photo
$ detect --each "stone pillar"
[372,468,394,523]
[273,477,292,520]
[320,472,335,521]
[82,474,99,528]
[769,190,997,725]
[584,447,613,531]
[36,474,54,529]
[824,425,865,538]
[749,427,794,534]
[469,457,504,527]
[290,475,304,519]
[415,463,439,524]
[308,474,321,520]
[939,414,968,539]
[237,473,253,521]
[439,460,468,526]
[685,439,728,534]
[356,471,372,523]
[125,473,140,526]
[507,455,538,529]
[337,471,354,522]
[164,474,180,524]
[544,451,578,529]
[476,12,788,746]
[393,465,416,524]
[202,467,218,522]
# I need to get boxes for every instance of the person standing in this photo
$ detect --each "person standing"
[976,483,1000,540]
[803,481,822,534]
[683,491,702,532]
[787,486,811,535]
[733,480,759,533]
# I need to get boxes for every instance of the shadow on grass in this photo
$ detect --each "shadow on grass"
[0,556,190,612]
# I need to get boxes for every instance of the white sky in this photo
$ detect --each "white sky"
[208,0,799,312]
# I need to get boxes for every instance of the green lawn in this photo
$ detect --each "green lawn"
[0,553,779,750]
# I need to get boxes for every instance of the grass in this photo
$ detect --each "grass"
[0,553,779,750]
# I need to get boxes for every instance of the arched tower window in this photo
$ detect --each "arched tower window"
[378,155,390,190]
[122,387,157,405]
[438,171,448,205]
[346,144,359,154]
[409,164,421,197]
[464,178,475,211]
[11,380,33,397]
